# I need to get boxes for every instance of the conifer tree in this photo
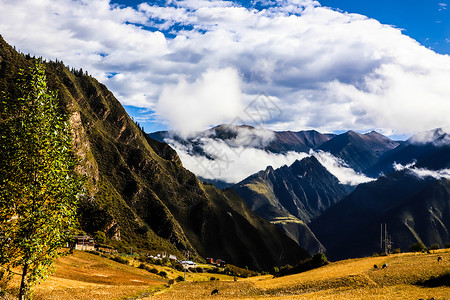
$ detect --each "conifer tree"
[0,62,82,299]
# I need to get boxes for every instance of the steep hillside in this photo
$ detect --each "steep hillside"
[0,36,308,270]
[318,130,400,173]
[232,156,350,253]
[234,156,349,223]
[310,170,450,260]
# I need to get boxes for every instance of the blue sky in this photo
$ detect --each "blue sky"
[319,0,450,55]
[1,0,449,139]
[112,0,450,55]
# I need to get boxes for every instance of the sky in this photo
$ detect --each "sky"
[0,0,450,140]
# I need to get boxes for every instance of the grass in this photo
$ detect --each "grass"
[4,249,450,299]
[3,250,236,299]
[4,250,167,300]
[151,249,450,299]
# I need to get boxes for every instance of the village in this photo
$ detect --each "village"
[69,235,225,268]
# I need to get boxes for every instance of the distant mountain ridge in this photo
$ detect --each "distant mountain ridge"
[232,156,351,254]
[149,124,336,155]
[309,125,450,260]
[318,130,400,173]
[366,127,450,177]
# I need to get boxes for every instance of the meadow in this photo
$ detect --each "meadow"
[3,249,450,299]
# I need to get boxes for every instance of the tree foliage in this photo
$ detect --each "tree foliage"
[0,62,82,299]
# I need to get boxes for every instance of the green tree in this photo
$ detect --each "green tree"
[410,242,427,253]
[0,62,82,299]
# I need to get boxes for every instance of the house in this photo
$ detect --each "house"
[180,260,197,268]
[169,254,177,261]
[70,235,95,251]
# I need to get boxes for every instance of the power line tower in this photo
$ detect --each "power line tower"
[380,223,392,255]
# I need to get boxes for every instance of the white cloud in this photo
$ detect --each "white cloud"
[164,127,373,185]
[1,0,450,136]
[393,162,450,180]
[393,161,417,171]
[168,137,309,183]
[311,150,375,186]
[408,126,450,146]
[156,68,243,136]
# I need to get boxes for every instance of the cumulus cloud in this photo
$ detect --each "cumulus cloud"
[156,68,243,136]
[311,150,375,186]
[1,0,450,135]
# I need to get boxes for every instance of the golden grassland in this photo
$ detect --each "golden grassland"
[151,250,450,300]
[3,249,450,299]
[3,250,234,299]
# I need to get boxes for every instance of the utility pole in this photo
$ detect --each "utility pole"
[184,250,187,281]
[380,223,383,252]
[380,223,392,255]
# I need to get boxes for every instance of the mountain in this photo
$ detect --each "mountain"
[366,127,450,177]
[149,124,335,155]
[0,36,309,270]
[318,130,400,173]
[232,156,351,253]
[310,170,450,260]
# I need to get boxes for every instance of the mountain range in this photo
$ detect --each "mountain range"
[152,124,450,258]
[2,34,449,267]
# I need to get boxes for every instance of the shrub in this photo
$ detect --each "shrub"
[138,263,146,269]
[429,243,440,250]
[149,268,159,274]
[207,267,220,274]
[277,253,329,277]
[392,248,401,254]
[210,277,216,281]
[445,243,450,249]
[158,271,168,278]
[110,255,129,265]
[195,267,204,273]
[175,275,185,282]
[168,279,175,285]
[271,267,279,275]
[174,264,184,271]
[410,242,427,252]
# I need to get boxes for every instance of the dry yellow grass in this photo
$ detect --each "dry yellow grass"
[4,249,450,299]
[3,251,236,299]
[151,250,450,299]
[4,250,167,300]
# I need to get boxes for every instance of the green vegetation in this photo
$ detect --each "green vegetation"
[429,243,440,250]
[410,242,427,252]
[0,63,82,299]
[274,253,329,277]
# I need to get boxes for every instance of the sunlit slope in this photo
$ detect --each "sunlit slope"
[152,250,450,299]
